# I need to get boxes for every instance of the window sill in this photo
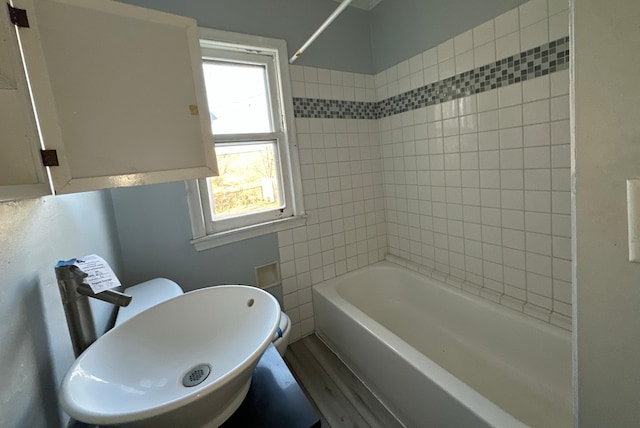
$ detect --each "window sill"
[191,215,308,251]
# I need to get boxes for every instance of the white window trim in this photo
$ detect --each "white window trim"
[187,27,305,251]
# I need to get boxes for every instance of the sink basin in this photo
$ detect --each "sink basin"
[59,285,281,427]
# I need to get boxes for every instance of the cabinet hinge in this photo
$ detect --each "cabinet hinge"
[40,150,59,167]
[6,3,29,28]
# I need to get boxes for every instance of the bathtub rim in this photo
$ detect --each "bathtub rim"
[313,260,571,427]
[315,260,571,342]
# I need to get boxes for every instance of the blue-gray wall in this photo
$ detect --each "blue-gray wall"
[118,0,535,76]
[369,0,529,73]
[0,191,122,428]
[119,0,373,74]
[110,181,280,291]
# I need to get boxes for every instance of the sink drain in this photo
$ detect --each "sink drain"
[182,364,211,387]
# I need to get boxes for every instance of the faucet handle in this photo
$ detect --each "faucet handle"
[76,283,132,307]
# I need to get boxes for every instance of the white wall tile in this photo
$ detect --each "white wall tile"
[550,70,569,96]
[499,83,523,107]
[303,66,319,82]
[503,228,525,249]
[479,151,500,170]
[423,47,438,68]
[478,111,500,132]
[386,65,398,83]
[525,169,551,190]
[473,20,495,47]
[478,130,500,151]
[524,146,551,168]
[437,39,454,61]
[305,82,319,98]
[409,54,423,74]
[456,51,475,74]
[480,170,501,188]
[550,120,570,145]
[495,8,520,38]
[552,214,571,238]
[519,0,548,28]
[551,144,570,168]
[458,95,477,115]
[523,75,550,102]
[496,32,521,59]
[292,81,306,97]
[524,211,552,234]
[477,89,499,112]
[318,83,331,99]
[474,42,496,67]
[500,127,524,149]
[500,105,523,128]
[398,76,411,94]
[396,60,410,78]
[424,65,439,85]
[454,30,474,54]
[552,191,571,214]
[502,190,525,210]
[501,148,524,169]
[524,123,550,147]
[439,58,456,79]
[553,236,571,260]
[290,65,305,81]
[314,68,328,84]
[550,95,570,120]
[523,99,550,125]
[548,0,569,15]
[521,19,549,51]
[526,252,552,277]
[501,169,524,189]
[549,9,569,40]
[551,168,571,191]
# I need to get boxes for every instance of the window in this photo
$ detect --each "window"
[187,28,305,250]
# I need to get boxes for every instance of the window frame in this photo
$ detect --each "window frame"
[187,27,305,251]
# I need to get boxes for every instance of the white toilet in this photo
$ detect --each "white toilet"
[116,279,292,356]
[272,311,291,356]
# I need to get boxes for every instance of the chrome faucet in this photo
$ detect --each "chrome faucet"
[55,264,132,357]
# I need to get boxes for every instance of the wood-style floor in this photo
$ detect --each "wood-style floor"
[284,335,404,428]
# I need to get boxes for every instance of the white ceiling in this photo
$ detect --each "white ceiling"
[332,0,382,11]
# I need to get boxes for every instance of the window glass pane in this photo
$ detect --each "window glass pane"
[202,61,273,134]
[208,142,282,218]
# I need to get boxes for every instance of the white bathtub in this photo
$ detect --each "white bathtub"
[313,261,572,428]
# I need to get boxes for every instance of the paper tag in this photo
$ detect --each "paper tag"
[74,254,121,294]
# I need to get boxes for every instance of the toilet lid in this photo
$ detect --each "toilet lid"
[115,279,183,326]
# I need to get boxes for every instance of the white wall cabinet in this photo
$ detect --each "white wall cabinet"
[0,3,51,201]
[0,0,217,201]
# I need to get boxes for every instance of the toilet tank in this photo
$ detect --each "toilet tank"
[115,278,184,326]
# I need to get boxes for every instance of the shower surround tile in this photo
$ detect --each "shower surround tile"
[281,0,571,336]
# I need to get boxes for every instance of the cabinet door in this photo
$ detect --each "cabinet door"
[0,4,50,201]
[13,0,218,195]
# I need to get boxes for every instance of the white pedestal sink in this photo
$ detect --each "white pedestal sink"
[59,285,281,427]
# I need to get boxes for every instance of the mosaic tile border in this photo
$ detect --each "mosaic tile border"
[291,98,377,120]
[293,36,569,120]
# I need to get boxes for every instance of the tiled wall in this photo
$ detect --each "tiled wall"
[280,0,571,339]
[279,70,387,340]
[378,0,571,330]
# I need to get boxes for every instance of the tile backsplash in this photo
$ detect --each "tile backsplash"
[281,0,571,340]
